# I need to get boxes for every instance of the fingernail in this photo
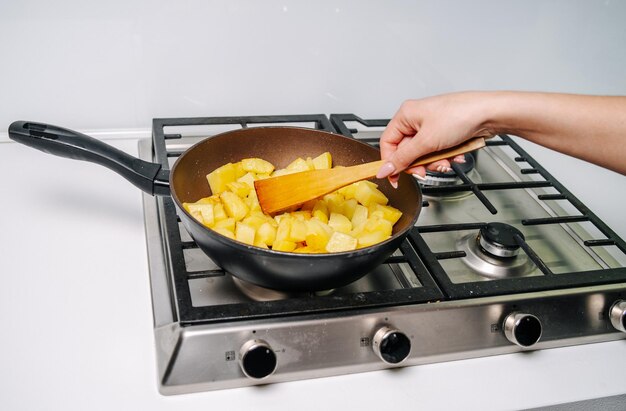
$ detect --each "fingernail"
[390,179,398,189]
[453,155,466,163]
[436,165,444,173]
[443,166,452,173]
[376,162,396,179]
[412,173,427,181]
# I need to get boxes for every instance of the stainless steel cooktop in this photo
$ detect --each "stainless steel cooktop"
[140,114,626,395]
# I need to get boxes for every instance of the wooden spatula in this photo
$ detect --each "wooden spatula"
[255,137,486,214]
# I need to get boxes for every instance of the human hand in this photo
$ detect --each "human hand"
[377,92,495,186]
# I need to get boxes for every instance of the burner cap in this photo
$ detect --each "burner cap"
[478,223,525,258]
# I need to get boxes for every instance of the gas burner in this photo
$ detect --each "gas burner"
[457,223,535,279]
[420,153,475,187]
[231,276,334,301]
[478,223,524,258]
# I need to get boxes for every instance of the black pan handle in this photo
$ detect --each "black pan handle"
[8,121,170,196]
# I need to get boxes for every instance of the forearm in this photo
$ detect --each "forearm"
[481,92,626,174]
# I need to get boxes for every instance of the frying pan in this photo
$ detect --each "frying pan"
[8,121,422,291]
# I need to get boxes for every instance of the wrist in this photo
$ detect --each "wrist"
[474,91,514,136]
[477,91,547,138]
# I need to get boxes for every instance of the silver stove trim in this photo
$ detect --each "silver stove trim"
[151,284,625,395]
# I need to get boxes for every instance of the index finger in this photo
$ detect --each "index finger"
[380,115,419,161]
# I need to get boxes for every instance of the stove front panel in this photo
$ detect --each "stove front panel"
[154,284,626,394]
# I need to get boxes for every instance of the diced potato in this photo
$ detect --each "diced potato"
[245,190,262,213]
[286,157,311,172]
[305,219,332,251]
[350,220,367,238]
[342,198,358,220]
[339,180,378,199]
[233,161,247,179]
[312,152,332,169]
[364,217,393,237]
[351,204,369,227]
[276,217,306,243]
[362,180,379,189]
[196,195,220,205]
[256,222,277,246]
[328,212,352,234]
[212,226,235,239]
[313,210,329,224]
[197,204,215,227]
[183,203,215,227]
[242,214,267,230]
[235,222,256,245]
[274,213,290,225]
[354,181,388,207]
[248,209,273,220]
[188,209,203,224]
[206,162,238,194]
[325,232,358,253]
[337,182,357,200]
[213,203,227,221]
[312,201,329,223]
[214,217,236,232]
[226,181,251,198]
[220,191,249,221]
[272,239,297,252]
[237,172,257,189]
[370,204,403,225]
[324,193,345,214]
[275,218,291,243]
[290,210,312,221]
[356,230,390,248]
[242,158,275,174]
[288,219,307,243]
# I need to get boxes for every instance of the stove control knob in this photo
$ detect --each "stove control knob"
[609,300,626,333]
[372,326,411,364]
[503,313,542,347]
[239,339,277,379]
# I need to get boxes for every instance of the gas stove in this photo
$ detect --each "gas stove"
[140,114,626,395]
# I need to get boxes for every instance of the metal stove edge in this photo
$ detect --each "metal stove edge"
[149,283,625,395]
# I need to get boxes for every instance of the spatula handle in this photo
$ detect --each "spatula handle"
[349,137,486,181]
[406,137,486,168]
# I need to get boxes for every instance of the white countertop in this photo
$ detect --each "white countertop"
[1,137,625,411]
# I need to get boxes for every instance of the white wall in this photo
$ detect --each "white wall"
[1,0,625,132]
